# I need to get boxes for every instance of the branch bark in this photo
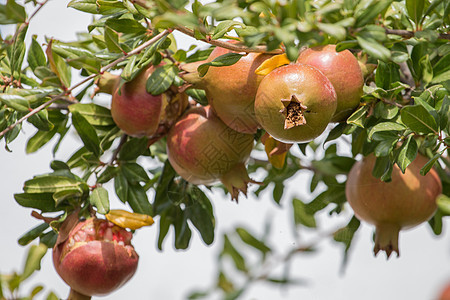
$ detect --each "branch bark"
[385,28,450,40]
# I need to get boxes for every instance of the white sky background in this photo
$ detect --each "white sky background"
[1,1,450,299]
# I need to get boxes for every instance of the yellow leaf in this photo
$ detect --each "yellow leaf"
[255,53,290,76]
[106,209,154,230]
[263,135,288,169]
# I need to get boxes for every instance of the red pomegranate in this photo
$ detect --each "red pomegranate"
[166,105,256,200]
[438,282,450,300]
[254,63,337,143]
[297,45,364,122]
[181,44,272,134]
[110,64,188,139]
[346,154,442,257]
[53,217,139,296]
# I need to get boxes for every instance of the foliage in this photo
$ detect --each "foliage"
[0,0,449,298]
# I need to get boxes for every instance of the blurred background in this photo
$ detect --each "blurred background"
[1,1,450,299]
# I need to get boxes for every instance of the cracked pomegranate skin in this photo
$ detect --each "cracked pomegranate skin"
[345,154,441,255]
[53,218,139,296]
[254,63,337,143]
[297,45,364,122]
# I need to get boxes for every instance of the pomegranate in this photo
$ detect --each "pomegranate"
[53,217,139,297]
[254,63,337,143]
[438,283,450,300]
[297,45,364,122]
[181,44,272,134]
[110,64,188,139]
[166,105,256,200]
[346,154,442,257]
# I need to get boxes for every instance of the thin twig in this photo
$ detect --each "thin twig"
[110,134,128,164]
[385,28,450,40]
[175,26,284,54]
[0,30,171,139]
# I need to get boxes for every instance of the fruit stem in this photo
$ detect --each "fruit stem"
[68,288,91,300]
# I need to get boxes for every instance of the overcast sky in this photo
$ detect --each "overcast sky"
[1,1,450,300]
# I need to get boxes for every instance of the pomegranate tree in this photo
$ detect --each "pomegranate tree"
[297,45,364,122]
[254,63,337,143]
[345,154,442,257]
[166,105,256,200]
[53,217,139,297]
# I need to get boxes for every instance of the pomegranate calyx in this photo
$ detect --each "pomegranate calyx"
[220,163,261,202]
[373,224,400,259]
[279,95,308,130]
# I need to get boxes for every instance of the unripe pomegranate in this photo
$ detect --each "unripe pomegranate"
[111,65,188,139]
[166,105,256,200]
[346,154,442,257]
[181,45,272,134]
[53,217,139,296]
[297,45,364,122]
[254,63,337,143]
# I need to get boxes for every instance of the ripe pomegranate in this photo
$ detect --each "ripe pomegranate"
[53,217,139,297]
[110,64,188,139]
[254,63,337,143]
[297,45,364,122]
[346,154,442,257]
[181,44,272,134]
[166,105,256,200]
[438,283,450,300]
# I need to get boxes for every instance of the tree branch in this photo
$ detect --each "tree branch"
[385,28,450,40]
[175,26,284,54]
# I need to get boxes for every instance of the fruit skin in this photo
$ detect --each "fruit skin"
[111,65,163,137]
[297,45,364,122]
[182,45,272,134]
[53,218,139,296]
[254,63,337,143]
[345,154,442,257]
[438,283,450,300]
[166,105,255,200]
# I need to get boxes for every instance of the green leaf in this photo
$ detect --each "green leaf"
[68,0,98,14]
[212,20,246,40]
[104,25,123,53]
[6,0,26,23]
[118,137,149,161]
[324,123,348,144]
[0,94,30,112]
[52,189,83,206]
[46,292,59,300]
[71,111,101,157]
[368,122,405,140]
[333,216,360,267]
[127,183,152,215]
[355,0,392,27]
[14,193,58,212]
[375,61,401,90]
[437,194,450,215]
[347,105,369,128]
[222,235,247,272]
[69,103,114,126]
[186,186,214,245]
[105,18,147,34]
[356,36,391,61]
[401,105,438,134]
[406,0,425,26]
[292,198,316,228]
[90,186,110,214]
[419,54,433,84]
[197,53,243,77]
[21,243,48,281]
[28,110,54,131]
[235,227,271,254]
[114,172,128,203]
[26,128,58,154]
[27,36,46,72]
[317,22,346,40]
[17,223,50,246]
[154,160,176,214]
[185,88,208,106]
[396,135,418,173]
[146,65,177,95]
[24,176,82,194]
[174,209,191,249]
[121,162,150,183]
[419,151,442,175]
